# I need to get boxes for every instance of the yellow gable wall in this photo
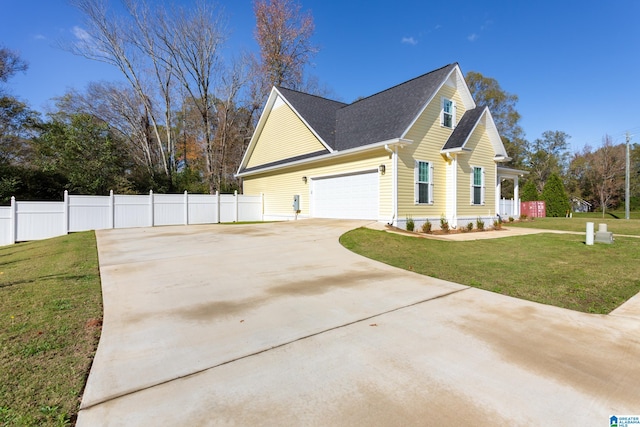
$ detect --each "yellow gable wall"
[243,150,392,220]
[246,98,328,169]
[456,123,497,218]
[399,83,465,218]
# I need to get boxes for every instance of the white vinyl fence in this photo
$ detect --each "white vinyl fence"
[498,198,520,218]
[0,190,263,246]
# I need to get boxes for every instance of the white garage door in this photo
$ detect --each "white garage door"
[311,171,379,220]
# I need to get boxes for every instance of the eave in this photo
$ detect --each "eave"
[236,138,413,178]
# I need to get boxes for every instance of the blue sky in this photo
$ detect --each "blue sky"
[2,0,640,153]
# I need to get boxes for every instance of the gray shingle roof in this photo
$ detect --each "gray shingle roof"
[441,106,486,151]
[275,87,347,149]
[242,63,462,173]
[335,63,457,150]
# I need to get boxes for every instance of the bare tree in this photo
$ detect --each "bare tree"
[250,0,317,120]
[56,83,158,176]
[213,56,253,191]
[590,135,625,217]
[154,0,226,193]
[68,0,170,178]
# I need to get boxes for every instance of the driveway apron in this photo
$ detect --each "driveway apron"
[77,219,640,426]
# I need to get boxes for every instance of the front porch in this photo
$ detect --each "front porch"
[496,166,529,218]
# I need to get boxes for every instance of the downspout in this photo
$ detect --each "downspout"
[385,144,397,226]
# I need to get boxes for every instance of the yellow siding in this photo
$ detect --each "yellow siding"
[398,84,466,218]
[243,150,392,220]
[456,124,497,218]
[246,99,327,169]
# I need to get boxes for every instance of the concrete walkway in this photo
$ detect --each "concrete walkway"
[78,220,640,426]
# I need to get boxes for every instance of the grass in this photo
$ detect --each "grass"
[508,212,640,236]
[340,227,640,314]
[0,232,103,426]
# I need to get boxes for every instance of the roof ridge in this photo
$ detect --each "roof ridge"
[346,62,458,105]
[276,86,347,106]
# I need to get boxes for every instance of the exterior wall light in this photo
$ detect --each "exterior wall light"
[379,164,386,174]
[302,176,307,183]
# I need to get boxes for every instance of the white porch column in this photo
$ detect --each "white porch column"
[496,176,502,217]
[513,176,520,217]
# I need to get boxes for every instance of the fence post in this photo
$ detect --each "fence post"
[234,190,238,222]
[109,190,115,229]
[10,196,16,245]
[184,190,189,225]
[149,190,154,227]
[260,192,264,222]
[216,191,220,224]
[63,190,69,235]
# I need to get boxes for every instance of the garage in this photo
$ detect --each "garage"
[311,170,379,220]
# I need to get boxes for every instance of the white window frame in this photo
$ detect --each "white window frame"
[471,166,485,205]
[414,160,434,204]
[441,97,456,129]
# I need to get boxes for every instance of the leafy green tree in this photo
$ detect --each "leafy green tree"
[520,180,540,202]
[541,173,570,217]
[465,71,526,168]
[526,130,571,193]
[34,113,131,195]
[0,96,39,164]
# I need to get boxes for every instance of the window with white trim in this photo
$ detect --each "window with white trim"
[415,160,434,204]
[471,166,485,205]
[441,98,455,128]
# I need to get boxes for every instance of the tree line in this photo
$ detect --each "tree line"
[1,0,639,217]
[467,73,640,217]
[0,0,318,202]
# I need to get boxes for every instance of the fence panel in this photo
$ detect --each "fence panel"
[15,201,65,241]
[69,195,111,232]
[1,192,264,246]
[0,206,12,245]
[188,194,218,224]
[219,194,236,222]
[154,194,186,226]
[114,195,150,228]
[238,194,262,222]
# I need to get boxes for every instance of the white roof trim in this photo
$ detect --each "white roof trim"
[439,107,508,159]
[236,87,335,175]
[401,64,476,139]
[236,138,413,178]
[498,166,529,176]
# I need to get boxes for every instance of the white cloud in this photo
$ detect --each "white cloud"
[401,36,418,46]
[33,34,46,41]
[467,33,478,42]
[72,26,92,43]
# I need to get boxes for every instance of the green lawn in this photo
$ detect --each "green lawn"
[508,213,640,236]
[340,227,640,314]
[0,232,103,426]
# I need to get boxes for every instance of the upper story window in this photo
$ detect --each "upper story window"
[471,166,485,205]
[415,160,434,204]
[441,98,455,128]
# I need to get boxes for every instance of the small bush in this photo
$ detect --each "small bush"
[466,222,474,232]
[440,215,450,233]
[520,214,528,220]
[421,219,432,233]
[406,216,414,232]
[493,219,502,230]
[508,216,514,222]
[476,217,485,230]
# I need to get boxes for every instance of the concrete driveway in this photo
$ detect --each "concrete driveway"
[77,219,640,426]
